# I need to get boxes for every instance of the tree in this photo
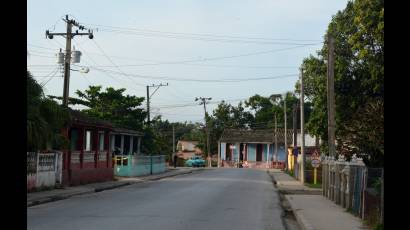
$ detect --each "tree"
[72,86,146,131]
[298,0,383,166]
[27,71,69,151]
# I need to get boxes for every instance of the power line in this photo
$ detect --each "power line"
[28,43,311,68]
[94,44,317,67]
[82,23,322,42]
[90,39,145,87]
[96,28,322,46]
[39,66,61,87]
[90,67,299,83]
[71,40,144,91]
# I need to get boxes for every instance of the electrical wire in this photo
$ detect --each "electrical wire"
[90,39,145,87]
[96,28,322,46]
[88,67,298,83]
[28,43,310,68]
[71,40,144,91]
[82,23,322,42]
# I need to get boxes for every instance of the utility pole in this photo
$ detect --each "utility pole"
[293,102,298,178]
[300,68,305,184]
[147,86,150,125]
[283,93,288,170]
[274,113,278,168]
[46,15,93,107]
[196,97,212,167]
[146,83,169,126]
[172,124,175,163]
[146,83,168,175]
[327,35,336,157]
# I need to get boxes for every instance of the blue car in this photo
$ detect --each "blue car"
[185,156,206,167]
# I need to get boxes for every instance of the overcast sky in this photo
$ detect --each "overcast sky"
[27,0,348,123]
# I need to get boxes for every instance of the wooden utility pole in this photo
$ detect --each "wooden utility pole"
[147,85,150,125]
[300,68,305,184]
[293,102,298,177]
[62,22,72,107]
[327,35,336,157]
[46,15,93,107]
[274,113,278,168]
[172,125,175,154]
[196,97,212,167]
[146,83,169,126]
[283,93,288,170]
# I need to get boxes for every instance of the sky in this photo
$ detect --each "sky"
[27,0,348,123]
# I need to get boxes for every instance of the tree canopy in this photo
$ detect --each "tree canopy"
[298,0,383,166]
[27,71,69,151]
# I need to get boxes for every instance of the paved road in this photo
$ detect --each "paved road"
[28,168,285,230]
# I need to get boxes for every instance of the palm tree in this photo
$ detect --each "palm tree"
[27,71,69,151]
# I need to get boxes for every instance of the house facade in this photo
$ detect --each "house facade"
[110,127,143,155]
[218,129,293,169]
[176,140,203,160]
[61,110,114,186]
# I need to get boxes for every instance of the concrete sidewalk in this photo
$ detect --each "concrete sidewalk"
[268,169,368,230]
[27,167,204,207]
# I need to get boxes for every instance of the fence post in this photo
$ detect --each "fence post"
[360,158,367,220]
[381,168,384,225]
[322,156,327,197]
[35,152,40,187]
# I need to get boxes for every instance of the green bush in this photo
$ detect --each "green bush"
[176,157,186,167]
[212,160,218,167]
[374,223,383,230]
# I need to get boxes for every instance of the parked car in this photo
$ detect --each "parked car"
[185,156,205,167]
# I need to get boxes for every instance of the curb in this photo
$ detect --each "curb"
[292,209,315,230]
[27,169,203,207]
[94,182,132,192]
[27,190,94,207]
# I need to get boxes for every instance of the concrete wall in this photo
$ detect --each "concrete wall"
[220,142,226,160]
[115,155,166,177]
[27,152,63,192]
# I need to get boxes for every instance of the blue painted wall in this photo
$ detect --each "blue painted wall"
[248,144,256,161]
[263,144,268,161]
[269,144,286,161]
[220,142,287,162]
[220,142,226,160]
[233,143,240,160]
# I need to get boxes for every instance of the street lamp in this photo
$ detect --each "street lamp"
[71,67,90,73]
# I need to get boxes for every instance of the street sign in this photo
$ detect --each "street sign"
[311,159,320,168]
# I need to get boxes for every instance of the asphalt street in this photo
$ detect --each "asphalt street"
[28,168,285,230]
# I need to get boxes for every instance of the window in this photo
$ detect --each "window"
[115,135,121,149]
[124,135,130,154]
[70,129,79,151]
[99,133,105,151]
[85,130,92,151]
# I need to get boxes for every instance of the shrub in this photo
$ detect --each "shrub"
[176,157,186,167]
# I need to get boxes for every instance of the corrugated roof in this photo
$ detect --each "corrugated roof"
[112,127,144,136]
[69,110,143,136]
[219,128,294,145]
[69,110,113,128]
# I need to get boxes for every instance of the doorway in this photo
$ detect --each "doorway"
[256,144,263,161]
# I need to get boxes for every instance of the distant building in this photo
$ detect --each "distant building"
[176,140,203,160]
[218,128,319,169]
